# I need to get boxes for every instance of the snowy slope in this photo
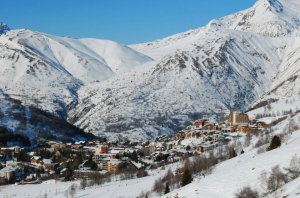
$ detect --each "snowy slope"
[68,0,300,140]
[1,29,152,84]
[131,0,300,57]
[2,0,300,141]
[0,162,180,198]
[162,125,300,198]
[251,36,300,106]
[0,29,152,118]
[70,25,290,140]
[209,0,300,37]
[0,92,94,142]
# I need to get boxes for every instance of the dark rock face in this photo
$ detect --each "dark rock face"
[0,22,10,35]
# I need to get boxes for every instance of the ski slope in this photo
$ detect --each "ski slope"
[162,128,300,198]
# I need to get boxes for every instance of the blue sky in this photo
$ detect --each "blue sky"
[1,0,257,45]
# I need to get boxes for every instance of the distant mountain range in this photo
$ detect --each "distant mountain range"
[1,0,300,141]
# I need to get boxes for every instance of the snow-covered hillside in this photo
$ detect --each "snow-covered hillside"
[69,30,284,140]
[1,0,300,141]
[162,122,300,197]
[0,92,95,144]
[0,28,152,118]
[69,0,300,140]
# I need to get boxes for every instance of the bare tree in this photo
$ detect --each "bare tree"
[235,186,259,198]
[191,154,202,174]
[285,154,300,180]
[152,177,163,195]
[183,157,192,173]
[244,133,252,147]
[162,168,174,184]
[258,170,268,194]
[267,165,287,193]
[288,118,296,134]
[137,190,150,198]
[80,178,87,190]
[68,183,77,198]
[137,168,148,178]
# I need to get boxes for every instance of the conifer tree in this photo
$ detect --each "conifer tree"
[181,169,193,186]
[164,182,170,194]
[267,135,281,151]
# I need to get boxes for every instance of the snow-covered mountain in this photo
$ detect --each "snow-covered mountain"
[1,0,300,141]
[209,0,300,37]
[68,30,283,140]
[67,0,300,140]
[0,28,152,118]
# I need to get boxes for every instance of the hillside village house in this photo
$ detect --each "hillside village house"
[0,166,19,181]
[30,156,41,165]
[6,161,20,167]
[193,119,209,128]
[41,159,59,170]
[51,143,66,150]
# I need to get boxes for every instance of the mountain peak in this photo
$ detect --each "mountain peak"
[0,22,10,35]
[256,0,283,13]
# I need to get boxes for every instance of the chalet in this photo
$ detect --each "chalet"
[249,119,258,125]
[202,124,216,131]
[175,131,185,140]
[30,156,41,165]
[256,121,267,129]
[41,159,59,170]
[166,142,175,150]
[51,143,66,150]
[26,174,36,182]
[241,125,258,133]
[52,150,63,159]
[193,119,209,129]
[199,142,215,152]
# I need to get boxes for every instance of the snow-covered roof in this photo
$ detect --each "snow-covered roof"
[0,166,18,172]
[32,156,41,160]
[42,159,52,164]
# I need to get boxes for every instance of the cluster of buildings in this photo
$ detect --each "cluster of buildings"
[171,109,267,154]
[0,109,267,185]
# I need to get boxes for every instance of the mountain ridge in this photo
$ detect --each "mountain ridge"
[1,0,300,141]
